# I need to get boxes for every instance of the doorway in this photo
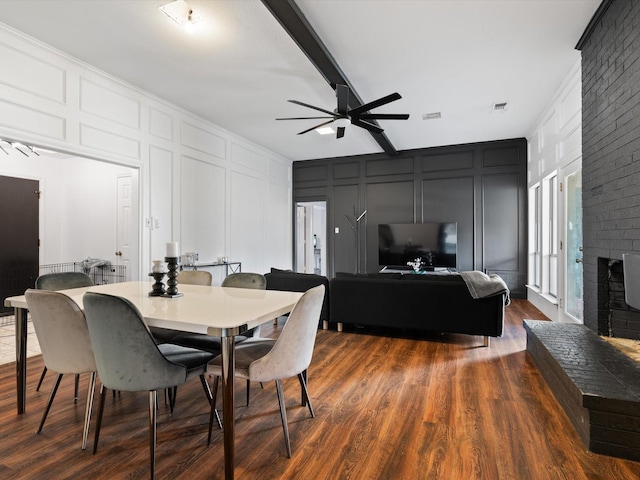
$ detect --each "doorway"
[0,147,140,282]
[0,175,39,315]
[560,158,583,323]
[295,201,326,276]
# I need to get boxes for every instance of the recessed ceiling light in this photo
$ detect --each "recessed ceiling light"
[316,126,335,135]
[422,112,441,120]
[159,0,201,26]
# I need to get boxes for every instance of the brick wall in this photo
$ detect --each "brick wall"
[581,0,640,337]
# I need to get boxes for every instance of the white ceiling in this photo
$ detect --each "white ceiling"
[0,0,600,161]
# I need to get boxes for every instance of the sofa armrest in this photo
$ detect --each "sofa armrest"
[264,270,330,325]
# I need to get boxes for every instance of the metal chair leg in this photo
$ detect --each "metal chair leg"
[275,379,291,458]
[81,372,96,450]
[93,384,108,454]
[297,373,315,418]
[37,373,63,433]
[208,376,222,445]
[36,366,47,391]
[74,374,80,403]
[300,369,308,406]
[167,386,177,414]
[149,391,157,480]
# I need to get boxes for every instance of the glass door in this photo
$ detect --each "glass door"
[562,160,583,322]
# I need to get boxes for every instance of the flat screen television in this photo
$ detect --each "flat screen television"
[378,222,457,269]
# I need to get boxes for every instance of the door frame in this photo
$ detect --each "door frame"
[558,156,583,323]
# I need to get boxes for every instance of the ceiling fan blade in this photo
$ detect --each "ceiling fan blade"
[336,126,346,139]
[357,113,410,120]
[297,119,334,135]
[349,92,402,116]
[336,84,349,116]
[276,116,335,120]
[288,99,337,117]
[351,118,384,134]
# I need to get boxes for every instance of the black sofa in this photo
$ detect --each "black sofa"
[329,272,506,345]
[264,268,330,328]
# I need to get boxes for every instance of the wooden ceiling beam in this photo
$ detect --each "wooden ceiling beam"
[261,0,399,156]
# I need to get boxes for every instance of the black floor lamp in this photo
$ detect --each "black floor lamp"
[345,207,367,273]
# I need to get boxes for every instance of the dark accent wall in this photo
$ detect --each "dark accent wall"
[293,138,528,298]
[579,0,640,337]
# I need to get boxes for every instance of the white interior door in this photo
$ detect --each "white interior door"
[559,158,583,323]
[117,175,132,280]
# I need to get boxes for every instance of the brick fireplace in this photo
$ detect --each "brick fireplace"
[580,0,640,340]
[598,258,640,340]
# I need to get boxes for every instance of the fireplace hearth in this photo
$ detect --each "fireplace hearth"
[524,319,640,461]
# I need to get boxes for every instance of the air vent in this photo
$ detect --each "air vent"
[492,102,508,112]
[422,112,441,120]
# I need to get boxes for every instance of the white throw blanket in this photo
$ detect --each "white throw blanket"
[460,270,510,305]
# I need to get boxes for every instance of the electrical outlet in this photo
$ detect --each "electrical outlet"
[145,218,152,229]
[154,218,160,228]
[335,227,339,234]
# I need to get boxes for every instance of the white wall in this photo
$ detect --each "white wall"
[527,58,582,320]
[0,23,293,279]
[0,148,134,265]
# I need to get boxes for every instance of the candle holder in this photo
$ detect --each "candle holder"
[164,256,183,298]
[148,271,166,296]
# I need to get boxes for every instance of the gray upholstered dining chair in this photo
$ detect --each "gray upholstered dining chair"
[177,269,212,285]
[147,270,213,344]
[83,292,215,479]
[25,288,97,450]
[34,272,94,395]
[206,284,325,457]
[169,272,267,404]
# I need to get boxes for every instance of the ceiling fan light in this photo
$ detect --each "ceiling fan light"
[316,126,335,135]
[334,118,350,128]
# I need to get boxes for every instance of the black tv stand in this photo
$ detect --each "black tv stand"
[379,265,453,274]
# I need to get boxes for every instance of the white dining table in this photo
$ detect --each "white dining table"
[4,280,303,480]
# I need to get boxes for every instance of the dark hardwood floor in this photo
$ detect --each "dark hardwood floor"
[0,300,639,479]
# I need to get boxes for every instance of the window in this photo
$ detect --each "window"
[528,173,559,301]
[528,184,541,288]
[548,175,558,297]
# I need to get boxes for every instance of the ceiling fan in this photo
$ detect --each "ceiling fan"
[276,84,409,138]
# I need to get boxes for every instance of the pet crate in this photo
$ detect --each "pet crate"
[39,260,126,285]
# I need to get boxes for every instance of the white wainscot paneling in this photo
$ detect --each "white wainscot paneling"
[180,155,226,261]
[559,78,581,130]
[180,121,226,160]
[560,126,581,162]
[0,100,66,140]
[230,171,265,273]
[149,107,173,141]
[230,143,267,173]
[79,123,140,160]
[540,111,557,150]
[265,182,291,270]
[0,42,65,103]
[149,145,174,261]
[80,77,140,129]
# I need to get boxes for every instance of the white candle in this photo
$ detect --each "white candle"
[166,242,179,258]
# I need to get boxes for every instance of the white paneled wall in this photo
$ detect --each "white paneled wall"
[527,58,582,320]
[0,24,293,279]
